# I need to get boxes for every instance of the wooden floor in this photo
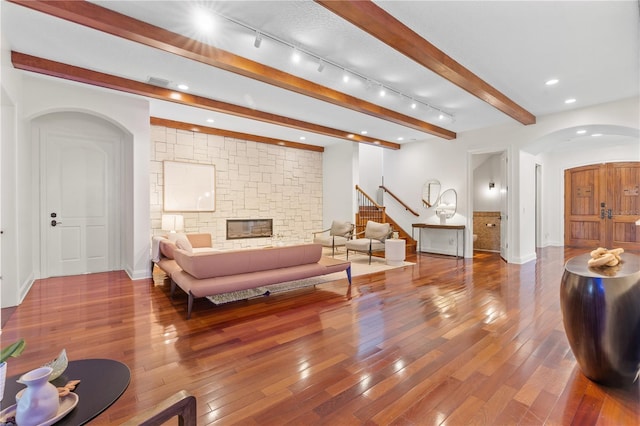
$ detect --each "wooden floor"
[1,247,639,425]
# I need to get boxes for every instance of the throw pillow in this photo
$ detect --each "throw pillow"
[175,236,193,252]
[167,232,187,243]
[364,221,392,242]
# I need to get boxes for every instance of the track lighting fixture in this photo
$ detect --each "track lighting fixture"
[203,7,454,123]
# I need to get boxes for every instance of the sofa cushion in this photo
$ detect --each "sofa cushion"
[330,220,353,237]
[174,243,323,280]
[364,221,392,242]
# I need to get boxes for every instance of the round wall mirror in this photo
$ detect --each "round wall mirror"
[422,179,441,208]
[435,188,457,219]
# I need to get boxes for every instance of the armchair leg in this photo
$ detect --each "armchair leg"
[187,292,194,319]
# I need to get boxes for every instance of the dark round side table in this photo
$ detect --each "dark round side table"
[1,358,130,425]
[560,252,640,386]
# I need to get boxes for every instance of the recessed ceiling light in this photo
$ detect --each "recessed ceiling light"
[206,118,214,123]
[438,114,445,120]
[379,87,386,97]
[576,129,587,134]
[342,73,350,83]
[177,83,189,91]
[360,130,368,135]
[545,79,559,86]
[565,98,576,104]
[397,137,404,141]
[299,136,306,140]
[591,133,603,137]
[410,102,417,109]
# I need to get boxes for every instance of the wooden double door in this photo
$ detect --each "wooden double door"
[565,162,639,250]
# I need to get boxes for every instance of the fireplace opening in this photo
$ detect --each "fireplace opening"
[226,219,273,240]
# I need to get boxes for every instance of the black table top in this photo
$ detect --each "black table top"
[2,358,130,425]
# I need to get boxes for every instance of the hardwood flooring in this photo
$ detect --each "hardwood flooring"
[1,247,639,425]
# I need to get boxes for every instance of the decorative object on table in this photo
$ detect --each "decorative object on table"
[56,379,80,398]
[587,247,624,267]
[15,366,59,426]
[0,339,26,403]
[560,251,640,386]
[434,188,457,224]
[1,392,79,426]
[42,348,68,381]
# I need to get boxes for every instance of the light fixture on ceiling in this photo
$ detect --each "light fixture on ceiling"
[361,130,368,135]
[254,31,262,48]
[299,136,306,140]
[177,83,189,90]
[545,78,559,86]
[576,129,587,134]
[206,118,214,123]
[591,133,603,137]
[206,9,455,124]
[193,9,215,34]
[379,86,386,97]
[291,48,301,64]
[397,137,404,141]
[565,98,577,104]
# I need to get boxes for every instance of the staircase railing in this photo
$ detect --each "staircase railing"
[355,185,386,234]
[379,185,419,217]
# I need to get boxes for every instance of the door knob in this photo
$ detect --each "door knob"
[50,220,62,227]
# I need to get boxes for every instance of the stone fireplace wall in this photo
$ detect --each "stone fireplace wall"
[150,125,323,249]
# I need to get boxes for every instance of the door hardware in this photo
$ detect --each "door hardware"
[607,209,612,219]
[51,220,62,227]
[50,212,57,218]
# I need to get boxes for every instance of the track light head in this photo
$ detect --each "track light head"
[254,32,262,48]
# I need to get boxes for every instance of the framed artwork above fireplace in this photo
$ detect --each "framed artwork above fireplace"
[164,161,215,212]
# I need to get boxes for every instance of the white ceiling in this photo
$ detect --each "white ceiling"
[2,1,639,149]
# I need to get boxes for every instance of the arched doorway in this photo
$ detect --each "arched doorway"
[32,111,127,277]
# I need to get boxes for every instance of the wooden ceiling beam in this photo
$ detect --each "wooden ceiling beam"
[317,0,536,126]
[150,117,325,152]
[12,52,401,150]
[8,0,455,140]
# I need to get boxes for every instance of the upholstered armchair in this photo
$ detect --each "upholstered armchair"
[312,220,354,256]
[345,221,393,264]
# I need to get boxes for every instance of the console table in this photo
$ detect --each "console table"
[412,224,465,258]
[1,358,130,424]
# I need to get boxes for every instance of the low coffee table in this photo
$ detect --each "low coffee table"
[1,358,130,425]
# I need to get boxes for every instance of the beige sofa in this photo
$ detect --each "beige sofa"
[171,243,351,318]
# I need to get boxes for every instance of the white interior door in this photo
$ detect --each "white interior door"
[500,152,508,261]
[42,131,116,277]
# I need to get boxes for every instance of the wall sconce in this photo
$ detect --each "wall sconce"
[161,214,184,233]
[489,181,495,190]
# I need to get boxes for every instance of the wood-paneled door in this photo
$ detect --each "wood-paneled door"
[564,162,639,250]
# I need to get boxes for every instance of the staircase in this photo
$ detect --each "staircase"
[354,185,417,258]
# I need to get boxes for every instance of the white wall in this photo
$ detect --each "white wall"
[363,97,640,263]
[1,72,151,307]
[473,154,502,212]
[322,142,358,228]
